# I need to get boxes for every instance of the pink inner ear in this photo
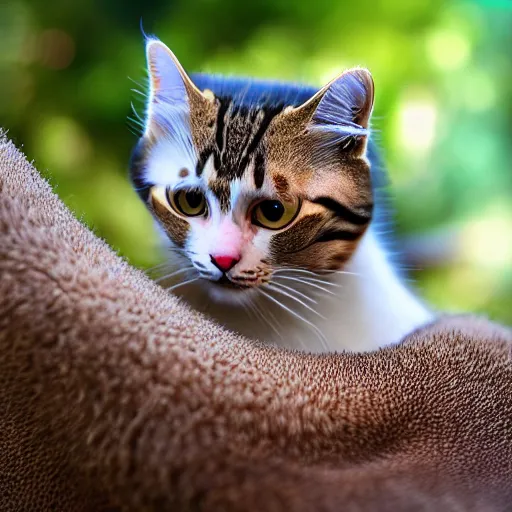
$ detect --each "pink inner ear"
[211,218,243,259]
[147,40,187,104]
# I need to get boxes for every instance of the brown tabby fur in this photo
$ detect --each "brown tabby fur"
[1,131,512,511]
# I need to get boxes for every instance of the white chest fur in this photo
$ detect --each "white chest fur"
[319,231,434,352]
[167,230,434,353]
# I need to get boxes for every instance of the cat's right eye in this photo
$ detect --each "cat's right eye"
[168,188,207,217]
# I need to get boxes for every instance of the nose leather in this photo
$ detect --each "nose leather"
[210,255,240,272]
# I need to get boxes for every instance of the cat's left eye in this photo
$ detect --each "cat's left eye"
[168,189,207,217]
[251,198,300,230]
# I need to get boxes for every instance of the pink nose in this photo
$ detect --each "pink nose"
[210,255,240,272]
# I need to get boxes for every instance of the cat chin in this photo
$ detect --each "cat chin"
[203,281,257,306]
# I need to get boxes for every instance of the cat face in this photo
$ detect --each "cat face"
[131,38,375,302]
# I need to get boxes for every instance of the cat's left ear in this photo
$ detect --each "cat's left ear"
[144,38,211,136]
[288,68,374,155]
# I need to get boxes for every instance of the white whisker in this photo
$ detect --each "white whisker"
[330,270,360,277]
[155,266,194,283]
[275,273,341,289]
[297,276,342,288]
[270,281,318,304]
[146,261,173,273]
[166,247,200,261]
[273,268,321,277]
[166,277,199,292]
[251,298,284,342]
[130,102,145,124]
[259,289,328,351]
[272,275,338,296]
[166,246,189,254]
[273,266,359,278]
[267,283,326,320]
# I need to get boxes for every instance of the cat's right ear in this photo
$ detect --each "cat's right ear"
[144,38,211,137]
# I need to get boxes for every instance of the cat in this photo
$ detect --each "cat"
[130,37,433,353]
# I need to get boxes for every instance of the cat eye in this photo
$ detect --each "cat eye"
[251,198,300,230]
[168,188,207,217]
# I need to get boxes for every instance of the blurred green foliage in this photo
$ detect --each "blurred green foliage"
[1,0,511,323]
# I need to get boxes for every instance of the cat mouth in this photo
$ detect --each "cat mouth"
[213,275,255,290]
[203,275,261,306]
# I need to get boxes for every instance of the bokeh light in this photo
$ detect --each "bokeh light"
[395,93,438,154]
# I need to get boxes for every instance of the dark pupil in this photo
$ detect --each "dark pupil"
[261,201,284,222]
[185,191,203,209]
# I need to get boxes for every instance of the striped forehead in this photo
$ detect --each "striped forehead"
[208,168,260,214]
[195,97,285,198]
[208,179,232,212]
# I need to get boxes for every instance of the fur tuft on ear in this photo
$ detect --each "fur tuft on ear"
[281,68,375,154]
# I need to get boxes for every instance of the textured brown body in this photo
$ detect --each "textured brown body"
[1,131,512,510]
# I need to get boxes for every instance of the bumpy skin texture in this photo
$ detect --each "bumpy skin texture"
[0,130,512,511]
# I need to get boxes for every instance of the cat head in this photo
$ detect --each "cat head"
[131,38,375,302]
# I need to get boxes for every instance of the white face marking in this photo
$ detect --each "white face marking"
[145,138,200,188]
[185,192,270,288]
[147,142,276,302]
[200,154,216,183]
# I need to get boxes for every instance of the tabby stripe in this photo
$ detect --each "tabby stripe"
[312,197,373,226]
[281,229,360,254]
[195,148,211,176]
[215,99,230,168]
[253,151,265,189]
[241,105,283,188]
[314,229,361,243]
[236,109,259,170]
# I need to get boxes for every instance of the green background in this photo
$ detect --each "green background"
[1,0,511,323]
